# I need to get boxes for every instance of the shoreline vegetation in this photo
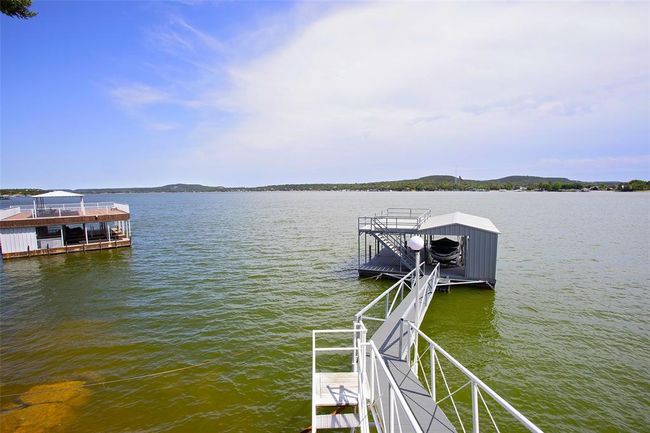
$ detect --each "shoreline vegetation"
[2,176,649,196]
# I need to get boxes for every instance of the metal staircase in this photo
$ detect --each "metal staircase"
[370,217,416,269]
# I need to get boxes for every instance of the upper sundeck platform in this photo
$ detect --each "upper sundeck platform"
[358,208,431,232]
[0,202,130,228]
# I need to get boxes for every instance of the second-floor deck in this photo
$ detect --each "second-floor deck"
[359,208,431,232]
[0,202,130,228]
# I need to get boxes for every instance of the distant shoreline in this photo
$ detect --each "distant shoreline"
[2,187,648,196]
[1,175,648,196]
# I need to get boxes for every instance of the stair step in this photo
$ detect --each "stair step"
[313,372,359,407]
[314,413,361,429]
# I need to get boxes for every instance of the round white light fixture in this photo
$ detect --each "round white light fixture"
[407,235,424,251]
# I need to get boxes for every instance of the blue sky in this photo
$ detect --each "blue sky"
[1,1,648,188]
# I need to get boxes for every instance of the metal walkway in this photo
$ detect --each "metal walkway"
[368,269,456,433]
[312,261,542,433]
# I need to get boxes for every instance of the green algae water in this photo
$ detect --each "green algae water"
[1,191,648,432]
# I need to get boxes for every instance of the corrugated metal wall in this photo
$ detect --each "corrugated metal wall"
[418,223,498,284]
[0,227,38,253]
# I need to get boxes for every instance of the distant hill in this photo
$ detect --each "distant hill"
[239,174,625,192]
[3,176,643,197]
[74,183,227,194]
[413,175,458,183]
[491,176,574,185]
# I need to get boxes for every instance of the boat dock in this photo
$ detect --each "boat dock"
[311,209,542,432]
[0,191,132,259]
[358,209,500,287]
[364,266,456,432]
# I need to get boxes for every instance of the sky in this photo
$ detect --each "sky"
[1,1,648,188]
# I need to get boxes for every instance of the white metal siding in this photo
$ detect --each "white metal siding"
[0,227,38,253]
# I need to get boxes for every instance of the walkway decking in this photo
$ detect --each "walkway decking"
[369,271,456,433]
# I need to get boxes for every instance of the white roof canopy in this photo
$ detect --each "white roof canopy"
[420,211,500,234]
[32,190,83,198]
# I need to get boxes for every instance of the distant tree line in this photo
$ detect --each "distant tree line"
[620,180,650,192]
[245,179,628,192]
[0,188,45,196]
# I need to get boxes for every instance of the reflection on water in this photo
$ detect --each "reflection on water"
[1,191,649,432]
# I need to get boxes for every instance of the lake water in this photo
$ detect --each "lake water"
[1,191,648,432]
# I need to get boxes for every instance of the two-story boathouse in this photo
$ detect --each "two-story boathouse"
[0,191,131,259]
[358,208,500,287]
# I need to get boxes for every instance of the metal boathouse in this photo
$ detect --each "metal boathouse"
[311,209,541,433]
[358,209,500,287]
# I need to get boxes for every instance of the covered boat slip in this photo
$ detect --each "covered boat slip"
[0,191,132,259]
[358,209,500,287]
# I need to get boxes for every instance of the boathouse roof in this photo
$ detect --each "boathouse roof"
[31,190,83,198]
[419,211,500,234]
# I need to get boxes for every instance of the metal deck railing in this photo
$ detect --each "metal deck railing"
[3,202,129,219]
[358,208,432,231]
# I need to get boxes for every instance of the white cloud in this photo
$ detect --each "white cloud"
[113,2,650,183]
[192,1,647,182]
[109,84,170,110]
[147,15,224,56]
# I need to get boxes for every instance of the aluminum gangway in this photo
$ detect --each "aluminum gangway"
[311,262,543,433]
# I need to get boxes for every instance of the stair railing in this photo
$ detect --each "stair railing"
[371,217,415,269]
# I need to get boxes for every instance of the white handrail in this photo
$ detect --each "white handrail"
[1,202,130,218]
[355,266,418,319]
[0,207,21,220]
[358,208,431,230]
[406,323,543,433]
[366,340,424,433]
[312,323,369,433]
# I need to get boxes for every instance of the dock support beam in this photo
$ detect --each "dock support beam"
[358,234,361,269]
